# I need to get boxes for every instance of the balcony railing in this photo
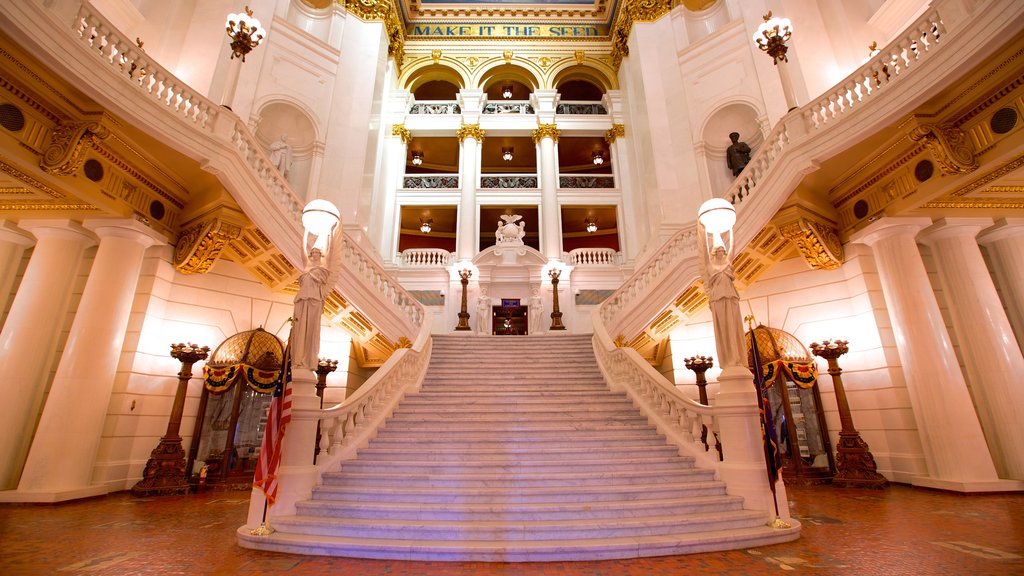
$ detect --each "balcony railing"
[397,248,454,267]
[480,174,538,189]
[556,101,607,115]
[559,175,615,189]
[403,175,459,189]
[483,101,534,114]
[566,247,621,266]
[409,101,461,115]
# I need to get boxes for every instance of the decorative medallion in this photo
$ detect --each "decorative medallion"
[456,123,485,142]
[173,218,243,275]
[39,119,110,176]
[532,123,560,143]
[907,118,978,175]
[431,49,441,64]
[503,50,514,63]
[574,50,586,64]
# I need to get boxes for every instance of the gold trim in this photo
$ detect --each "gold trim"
[921,199,1024,209]
[605,123,625,144]
[456,123,485,142]
[610,0,673,70]
[344,0,405,69]
[173,218,243,275]
[907,117,978,175]
[946,153,1024,197]
[532,123,560,143]
[391,124,412,144]
[39,119,110,176]
[778,218,844,271]
[0,159,65,199]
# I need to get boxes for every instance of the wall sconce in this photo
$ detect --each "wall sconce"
[225,5,265,62]
[420,217,432,233]
[411,151,423,166]
[502,146,514,162]
[753,11,793,64]
[585,218,598,233]
[592,151,605,165]
[502,84,513,99]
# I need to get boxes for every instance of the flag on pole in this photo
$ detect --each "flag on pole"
[253,345,292,506]
[749,328,783,485]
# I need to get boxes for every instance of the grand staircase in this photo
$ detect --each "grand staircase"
[247,334,795,561]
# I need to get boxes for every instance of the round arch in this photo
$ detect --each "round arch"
[399,60,470,94]
[473,59,543,92]
[550,62,617,93]
[699,99,764,195]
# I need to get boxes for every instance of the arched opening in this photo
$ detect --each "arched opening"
[700,102,763,195]
[256,100,318,197]
[412,80,461,100]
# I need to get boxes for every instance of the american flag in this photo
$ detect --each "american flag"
[253,346,292,506]
[749,329,783,485]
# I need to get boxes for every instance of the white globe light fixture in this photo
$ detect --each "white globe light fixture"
[302,199,341,252]
[698,197,736,252]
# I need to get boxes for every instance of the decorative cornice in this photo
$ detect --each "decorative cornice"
[391,124,412,144]
[345,0,405,69]
[907,117,978,175]
[532,123,561,143]
[610,0,672,70]
[945,153,1024,197]
[605,123,625,144]
[456,123,485,142]
[173,218,243,275]
[39,119,110,176]
[778,218,844,270]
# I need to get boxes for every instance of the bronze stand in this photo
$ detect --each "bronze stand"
[810,339,888,489]
[455,268,472,331]
[548,268,566,330]
[313,358,338,463]
[131,343,209,496]
[684,355,721,459]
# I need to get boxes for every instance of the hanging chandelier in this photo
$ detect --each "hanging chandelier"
[411,151,423,166]
[592,151,605,165]
[502,146,514,162]
[225,6,265,62]
[753,11,793,64]
[420,217,432,233]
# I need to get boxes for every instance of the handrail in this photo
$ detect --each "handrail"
[314,314,433,468]
[566,247,621,266]
[591,309,721,471]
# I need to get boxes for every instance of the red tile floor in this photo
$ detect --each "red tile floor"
[1,484,1022,575]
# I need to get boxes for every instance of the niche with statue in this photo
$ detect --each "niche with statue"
[186,327,285,488]
[746,324,835,484]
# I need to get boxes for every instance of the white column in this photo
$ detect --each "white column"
[456,131,481,260]
[376,128,409,263]
[604,92,646,262]
[851,218,1014,491]
[920,218,1024,480]
[17,220,164,499]
[979,218,1024,355]
[0,221,95,491]
[0,220,35,317]
[536,132,561,260]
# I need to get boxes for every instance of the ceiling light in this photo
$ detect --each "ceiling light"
[420,217,432,233]
[585,218,598,233]
[502,84,513,99]
[502,146,514,162]
[411,151,423,166]
[592,151,604,165]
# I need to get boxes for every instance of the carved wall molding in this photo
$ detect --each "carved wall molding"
[778,218,844,271]
[907,117,978,175]
[173,218,243,275]
[39,119,110,176]
[532,123,561,143]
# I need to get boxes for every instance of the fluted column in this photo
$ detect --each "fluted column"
[456,124,483,260]
[979,218,1024,355]
[603,121,641,260]
[851,218,1007,491]
[18,220,164,498]
[379,122,411,263]
[920,218,1024,480]
[0,221,95,490]
[0,220,35,315]
[534,123,561,260]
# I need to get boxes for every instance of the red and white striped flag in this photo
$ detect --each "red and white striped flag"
[253,347,292,506]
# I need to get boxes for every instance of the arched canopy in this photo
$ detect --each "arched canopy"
[203,328,285,394]
[745,324,819,389]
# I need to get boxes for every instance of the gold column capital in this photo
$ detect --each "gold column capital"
[457,124,485,143]
[391,124,412,144]
[605,124,626,144]
[532,123,561,144]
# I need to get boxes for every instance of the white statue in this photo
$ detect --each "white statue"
[268,133,293,179]
[292,225,342,370]
[495,214,526,246]
[529,285,544,334]
[706,244,745,369]
[476,287,491,335]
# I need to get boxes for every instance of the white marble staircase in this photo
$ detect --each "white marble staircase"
[239,334,797,560]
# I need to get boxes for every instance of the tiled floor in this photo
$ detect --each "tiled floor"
[1,484,1022,575]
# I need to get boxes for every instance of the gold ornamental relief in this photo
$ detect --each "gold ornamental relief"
[174,218,243,275]
[779,219,844,271]
[605,124,625,144]
[907,119,978,175]
[39,120,110,176]
[391,124,412,144]
[457,124,485,143]
[532,123,560,143]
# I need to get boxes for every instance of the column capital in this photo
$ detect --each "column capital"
[605,123,626,145]
[0,220,35,247]
[84,218,167,248]
[390,124,412,144]
[532,123,561,144]
[978,217,1024,245]
[18,219,96,246]
[457,123,485,143]
[918,217,993,245]
[848,217,933,247]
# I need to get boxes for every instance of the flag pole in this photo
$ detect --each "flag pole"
[746,315,790,529]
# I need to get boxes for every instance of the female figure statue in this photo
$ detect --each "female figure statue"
[292,247,330,369]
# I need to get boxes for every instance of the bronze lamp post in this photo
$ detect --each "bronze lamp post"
[548,268,566,330]
[683,355,720,458]
[131,342,209,496]
[314,357,338,463]
[455,268,472,330]
[810,339,888,489]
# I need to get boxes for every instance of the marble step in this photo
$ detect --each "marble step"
[265,509,767,541]
[296,495,745,522]
[390,406,642,418]
[373,422,658,437]
[336,455,695,475]
[311,480,730,504]
[320,467,716,489]
[353,444,682,461]
[236,523,799,562]
[364,434,672,450]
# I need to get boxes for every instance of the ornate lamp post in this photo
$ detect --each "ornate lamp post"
[548,267,566,330]
[684,355,720,457]
[455,268,472,330]
[810,339,888,489]
[221,6,265,109]
[131,342,210,496]
[753,11,798,111]
[313,358,338,463]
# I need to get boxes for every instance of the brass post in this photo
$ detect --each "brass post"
[548,268,566,330]
[455,268,472,330]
